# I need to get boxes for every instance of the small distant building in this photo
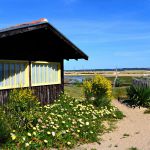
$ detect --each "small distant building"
[0,18,88,104]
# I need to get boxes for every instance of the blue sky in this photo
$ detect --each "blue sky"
[0,0,150,69]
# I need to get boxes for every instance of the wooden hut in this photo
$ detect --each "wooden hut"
[0,18,88,104]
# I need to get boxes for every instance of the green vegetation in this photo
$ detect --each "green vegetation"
[64,84,83,98]
[65,75,133,86]
[65,81,128,101]
[123,133,130,137]
[107,76,133,86]
[128,147,139,150]
[113,87,128,100]
[144,108,150,114]
[83,75,112,104]
[0,88,123,149]
[127,85,150,107]
[5,89,40,131]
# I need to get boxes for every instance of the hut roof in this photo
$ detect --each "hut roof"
[0,18,88,61]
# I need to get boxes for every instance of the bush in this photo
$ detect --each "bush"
[114,78,121,87]
[3,94,123,149]
[113,87,127,101]
[3,89,40,131]
[82,79,93,100]
[0,108,11,144]
[83,75,112,107]
[127,85,150,107]
[93,97,111,108]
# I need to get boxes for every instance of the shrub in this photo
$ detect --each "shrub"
[127,85,150,107]
[3,89,40,131]
[93,96,111,108]
[82,79,93,100]
[114,78,121,87]
[4,94,123,149]
[83,75,112,107]
[113,87,127,101]
[0,108,11,144]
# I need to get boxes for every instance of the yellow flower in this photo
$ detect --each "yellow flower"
[10,133,16,140]
[25,143,29,147]
[62,121,65,124]
[33,132,36,136]
[86,122,89,126]
[22,137,26,141]
[44,139,48,143]
[67,141,71,145]
[33,127,36,130]
[47,131,51,135]
[27,132,31,137]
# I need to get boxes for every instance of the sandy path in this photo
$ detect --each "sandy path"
[74,100,150,150]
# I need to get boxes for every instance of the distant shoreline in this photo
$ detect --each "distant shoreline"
[65,70,150,77]
[65,68,150,72]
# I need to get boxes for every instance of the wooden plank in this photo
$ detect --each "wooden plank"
[29,61,32,88]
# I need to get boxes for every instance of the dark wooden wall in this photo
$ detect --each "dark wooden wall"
[0,60,64,105]
[32,84,63,104]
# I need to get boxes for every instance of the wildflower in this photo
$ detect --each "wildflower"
[23,137,26,141]
[44,139,48,143]
[47,131,51,135]
[86,122,89,125]
[52,132,55,136]
[90,131,93,134]
[51,121,54,125]
[33,127,36,130]
[12,130,16,133]
[38,118,42,123]
[42,125,46,129]
[77,130,80,133]
[80,124,83,127]
[25,143,29,147]
[62,130,66,134]
[62,121,65,124]
[10,133,16,140]
[33,132,36,136]
[67,141,71,145]
[27,132,31,137]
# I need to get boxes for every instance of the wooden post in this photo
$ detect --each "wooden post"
[29,61,32,88]
[61,60,64,93]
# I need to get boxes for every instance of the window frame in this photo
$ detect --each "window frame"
[0,60,29,90]
[31,61,61,87]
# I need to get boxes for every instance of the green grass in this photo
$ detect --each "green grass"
[64,84,83,98]
[107,76,133,86]
[65,84,128,101]
[65,75,133,86]
[112,87,128,100]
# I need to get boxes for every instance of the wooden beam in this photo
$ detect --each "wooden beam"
[29,61,32,88]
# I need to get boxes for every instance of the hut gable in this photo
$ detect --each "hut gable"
[0,18,88,61]
[0,18,88,104]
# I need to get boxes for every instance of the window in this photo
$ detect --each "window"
[31,62,61,86]
[0,61,29,89]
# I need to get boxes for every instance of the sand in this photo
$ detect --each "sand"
[74,100,150,150]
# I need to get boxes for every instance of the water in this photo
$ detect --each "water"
[64,76,86,83]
